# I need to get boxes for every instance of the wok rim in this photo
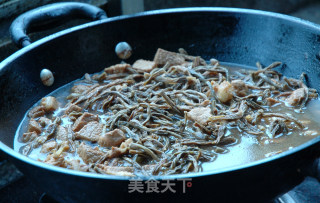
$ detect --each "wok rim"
[1,7,320,181]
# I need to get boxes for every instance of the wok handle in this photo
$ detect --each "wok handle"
[9,2,107,48]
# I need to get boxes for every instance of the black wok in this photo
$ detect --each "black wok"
[1,2,320,202]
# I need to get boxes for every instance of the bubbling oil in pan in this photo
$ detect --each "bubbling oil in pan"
[14,48,320,176]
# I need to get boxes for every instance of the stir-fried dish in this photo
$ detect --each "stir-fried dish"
[15,48,319,176]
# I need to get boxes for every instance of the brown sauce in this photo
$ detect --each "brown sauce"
[14,49,320,176]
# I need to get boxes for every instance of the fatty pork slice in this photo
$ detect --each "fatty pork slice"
[231,80,248,97]
[187,107,212,126]
[41,140,57,153]
[66,159,89,172]
[28,106,45,118]
[75,121,104,142]
[286,88,305,106]
[71,84,91,94]
[21,132,37,142]
[65,104,82,115]
[55,125,68,142]
[153,48,185,66]
[40,96,59,112]
[95,164,134,177]
[98,129,126,147]
[132,59,155,73]
[77,142,104,164]
[72,112,99,132]
[38,117,52,127]
[28,118,42,134]
[104,63,131,74]
[213,81,233,103]
[106,138,132,159]
[43,154,65,167]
